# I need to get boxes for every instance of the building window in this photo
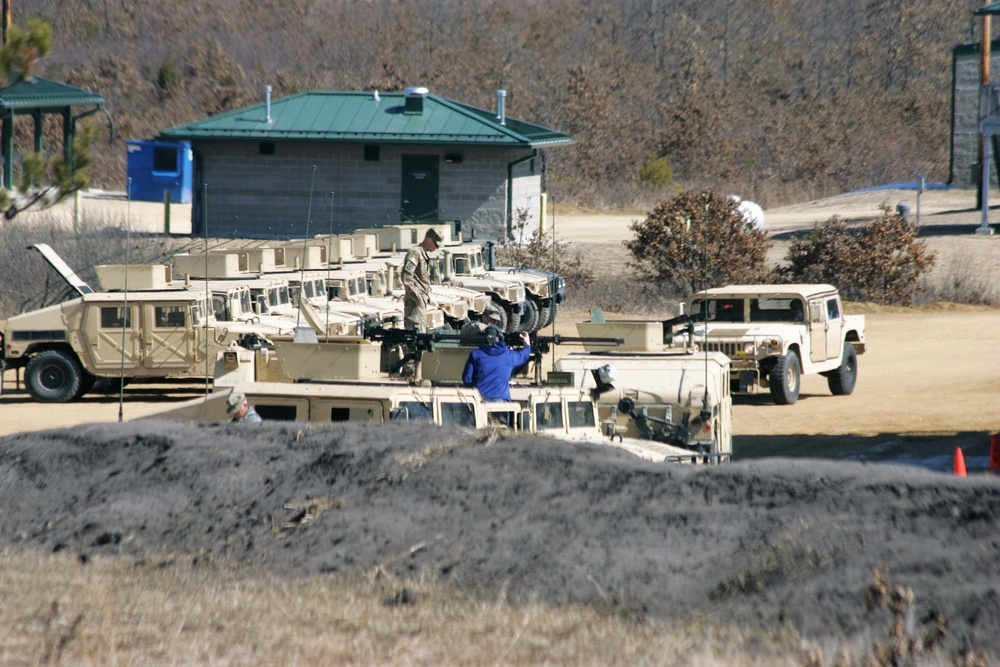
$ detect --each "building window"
[364,145,380,161]
[259,142,275,155]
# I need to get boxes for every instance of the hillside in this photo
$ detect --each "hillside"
[13,0,977,208]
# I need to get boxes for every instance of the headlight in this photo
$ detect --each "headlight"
[742,342,755,354]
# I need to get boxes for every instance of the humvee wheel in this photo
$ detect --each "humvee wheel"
[488,297,509,331]
[827,344,858,396]
[73,371,97,400]
[519,298,540,332]
[769,351,801,405]
[538,302,559,329]
[25,350,84,402]
[502,301,521,333]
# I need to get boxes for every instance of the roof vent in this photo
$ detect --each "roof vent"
[265,85,272,123]
[496,89,506,126]
[403,86,429,114]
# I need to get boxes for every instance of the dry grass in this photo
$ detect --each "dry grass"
[0,547,828,667]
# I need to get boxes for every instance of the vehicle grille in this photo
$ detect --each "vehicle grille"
[700,341,741,357]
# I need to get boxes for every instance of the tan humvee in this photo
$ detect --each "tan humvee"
[685,284,867,405]
[137,336,715,464]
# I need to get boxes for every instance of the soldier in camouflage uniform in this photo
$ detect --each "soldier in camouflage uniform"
[401,228,443,332]
[460,302,502,336]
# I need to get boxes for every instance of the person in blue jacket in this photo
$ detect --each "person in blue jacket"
[462,326,531,401]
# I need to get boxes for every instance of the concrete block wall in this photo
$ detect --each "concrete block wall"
[194,141,542,240]
[952,46,1000,188]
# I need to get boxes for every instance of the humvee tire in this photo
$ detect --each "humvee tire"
[496,298,521,333]
[73,370,97,400]
[826,344,858,396]
[25,350,84,402]
[488,297,508,331]
[519,298,540,333]
[538,302,558,329]
[769,351,801,405]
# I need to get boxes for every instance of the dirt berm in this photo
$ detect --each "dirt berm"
[2,419,998,654]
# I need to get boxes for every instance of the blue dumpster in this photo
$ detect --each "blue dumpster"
[126,140,193,203]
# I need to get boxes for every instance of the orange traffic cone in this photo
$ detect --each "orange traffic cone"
[989,434,1000,471]
[954,447,967,477]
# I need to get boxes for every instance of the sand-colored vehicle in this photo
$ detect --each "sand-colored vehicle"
[432,245,527,332]
[0,254,227,402]
[138,333,716,464]
[684,284,867,404]
[482,241,566,330]
[551,314,733,460]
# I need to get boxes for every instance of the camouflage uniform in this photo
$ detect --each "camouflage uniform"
[401,244,432,332]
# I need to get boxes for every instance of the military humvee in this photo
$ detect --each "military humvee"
[354,224,528,332]
[551,315,733,460]
[137,335,718,464]
[1,260,222,402]
[685,284,867,404]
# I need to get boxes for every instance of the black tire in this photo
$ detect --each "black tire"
[769,351,801,405]
[488,297,509,331]
[502,302,521,333]
[827,344,858,396]
[73,371,97,400]
[537,303,553,329]
[519,298,541,332]
[25,350,84,402]
[540,302,559,329]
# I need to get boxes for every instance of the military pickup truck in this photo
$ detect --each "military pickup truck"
[684,284,866,404]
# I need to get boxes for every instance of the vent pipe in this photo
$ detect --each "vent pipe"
[496,89,506,126]
[265,85,272,123]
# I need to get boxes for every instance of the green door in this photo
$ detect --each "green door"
[400,154,439,222]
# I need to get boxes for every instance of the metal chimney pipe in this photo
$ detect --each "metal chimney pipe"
[496,89,506,126]
[265,85,272,123]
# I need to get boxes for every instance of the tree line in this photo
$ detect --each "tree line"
[14,0,986,209]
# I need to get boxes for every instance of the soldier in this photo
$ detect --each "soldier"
[226,391,262,424]
[460,302,502,336]
[401,228,443,332]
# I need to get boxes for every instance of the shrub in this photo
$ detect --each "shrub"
[157,59,181,93]
[638,153,673,189]
[779,205,936,305]
[494,228,594,290]
[624,189,772,298]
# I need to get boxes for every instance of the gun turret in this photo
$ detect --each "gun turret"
[364,327,624,381]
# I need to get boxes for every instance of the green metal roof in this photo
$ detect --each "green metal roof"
[976,3,1000,14]
[158,90,572,147]
[0,75,106,111]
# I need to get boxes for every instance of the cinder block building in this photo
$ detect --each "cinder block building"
[158,87,572,240]
[951,40,998,188]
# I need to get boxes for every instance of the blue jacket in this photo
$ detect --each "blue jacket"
[462,340,531,401]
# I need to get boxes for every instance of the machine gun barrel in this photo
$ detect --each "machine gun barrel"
[363,327,623,351]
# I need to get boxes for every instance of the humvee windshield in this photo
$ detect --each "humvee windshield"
[568,401,596,428]
[535,401,563,431]
[441,402,476,427]
[327,280,348,300]
[212,295,228,320]
[392,400,433,422]
[691,298,744,323]
[749,297,804,323]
